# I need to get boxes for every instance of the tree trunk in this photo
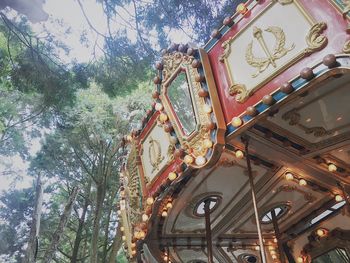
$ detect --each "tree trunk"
[90,183,106,263]
[107,225,122,263]
[71,181,91,263]
[43,187,79,263]
[102,187,118,262]
[24,174,44,263]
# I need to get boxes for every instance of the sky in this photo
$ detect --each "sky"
[0,0,193,192]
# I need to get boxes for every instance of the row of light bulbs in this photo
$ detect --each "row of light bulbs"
[284,172,344,202]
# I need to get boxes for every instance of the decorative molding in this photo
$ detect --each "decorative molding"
[282,108,334,138]
[245,26,295,78]
[219,0,328,103]
[343,40,350,53]
[304,22,328,54]
[275,0,294,4]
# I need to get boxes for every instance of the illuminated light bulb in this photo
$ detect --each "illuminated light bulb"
[142,214,149,222]
[328,163,337,172]
[335,195,344,202]
[162,210,168,217]
[235,150,244,159]
[255,245,260,251]
[126,135,132,142]
[155,103,163,111]
[135,231,141,239]
[122,235,126,241]
[297,257,304,263]
[231,116,243,127]
[184,155,194,164]
[204,139,213,148]
[271,254,277,260]
[132,250,136,255]
[120,226,125,232]
[146,197,154,205]
[285,172,294,181]
[316,229,326,237]
[299,179,307,186]
[195,156,206,166]
[273,238,278,243]
[268,246,275,251]
[164,256,168,261]
[236,3,247,14]
[166,202,173,209]
[131,243,136,249]
[159,113,168,122]
[168,172,177,181]
[270,250,277,255]
[203,104,212,114]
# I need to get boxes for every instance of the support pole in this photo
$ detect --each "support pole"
[244,138,267,263]
[271,209,286,263]
[204,199,214,263]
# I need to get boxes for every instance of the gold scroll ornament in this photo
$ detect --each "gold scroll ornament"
[148,137,164,172]
[222,22,327,103]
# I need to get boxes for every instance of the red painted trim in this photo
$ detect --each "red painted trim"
[147,158,183,197]
[138,111,159,143]
[208,0,348,123]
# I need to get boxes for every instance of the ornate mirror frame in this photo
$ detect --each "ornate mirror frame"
[158,49,226,168]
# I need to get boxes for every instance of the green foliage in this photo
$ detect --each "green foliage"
[0,187,35,261]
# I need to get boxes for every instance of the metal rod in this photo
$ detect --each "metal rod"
[271,209,285,263]
[204,199,214,263]
[244,138,267,263]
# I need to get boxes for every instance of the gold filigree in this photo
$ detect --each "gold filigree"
[304,22,328,54]
[228,83,249,103]
[219,37,233,62]
[148,137,164,172]
[126,145,143,224]
[162,52,193,82]
[245,26,295,78]
[274,0,293,4]
[282,108,334,138]
[343,40,350,53]
[184,127,210,157]
[277,184,316,202]
[166,144,175,164]
[341,0,350,16]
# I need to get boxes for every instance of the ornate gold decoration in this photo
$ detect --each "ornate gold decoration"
[148,137,164,172]
[161,50,213,162]
[162,52,193,82]
[282,108,334,138]
[166,144,175,164]
[304,22,328,54]
[275,0,293,4]
[341,0,350,16]
[246,26,295,78]
[220,16,327,103]
[184,127,210,156]
[343,40,350,53]
[126,145,143,224]
[277,184,316,202]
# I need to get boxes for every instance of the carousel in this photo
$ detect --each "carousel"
[118,0,350,262]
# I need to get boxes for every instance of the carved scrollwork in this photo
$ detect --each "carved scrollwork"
[304,22,328,54]
[162,52,193,81]
[229,83,249,103]
[277,185,316,202]
[274,0,293,4]
[343,40,350,53]
[219,37,233,62]
[184,127,210,157]
[282,108,333,138]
